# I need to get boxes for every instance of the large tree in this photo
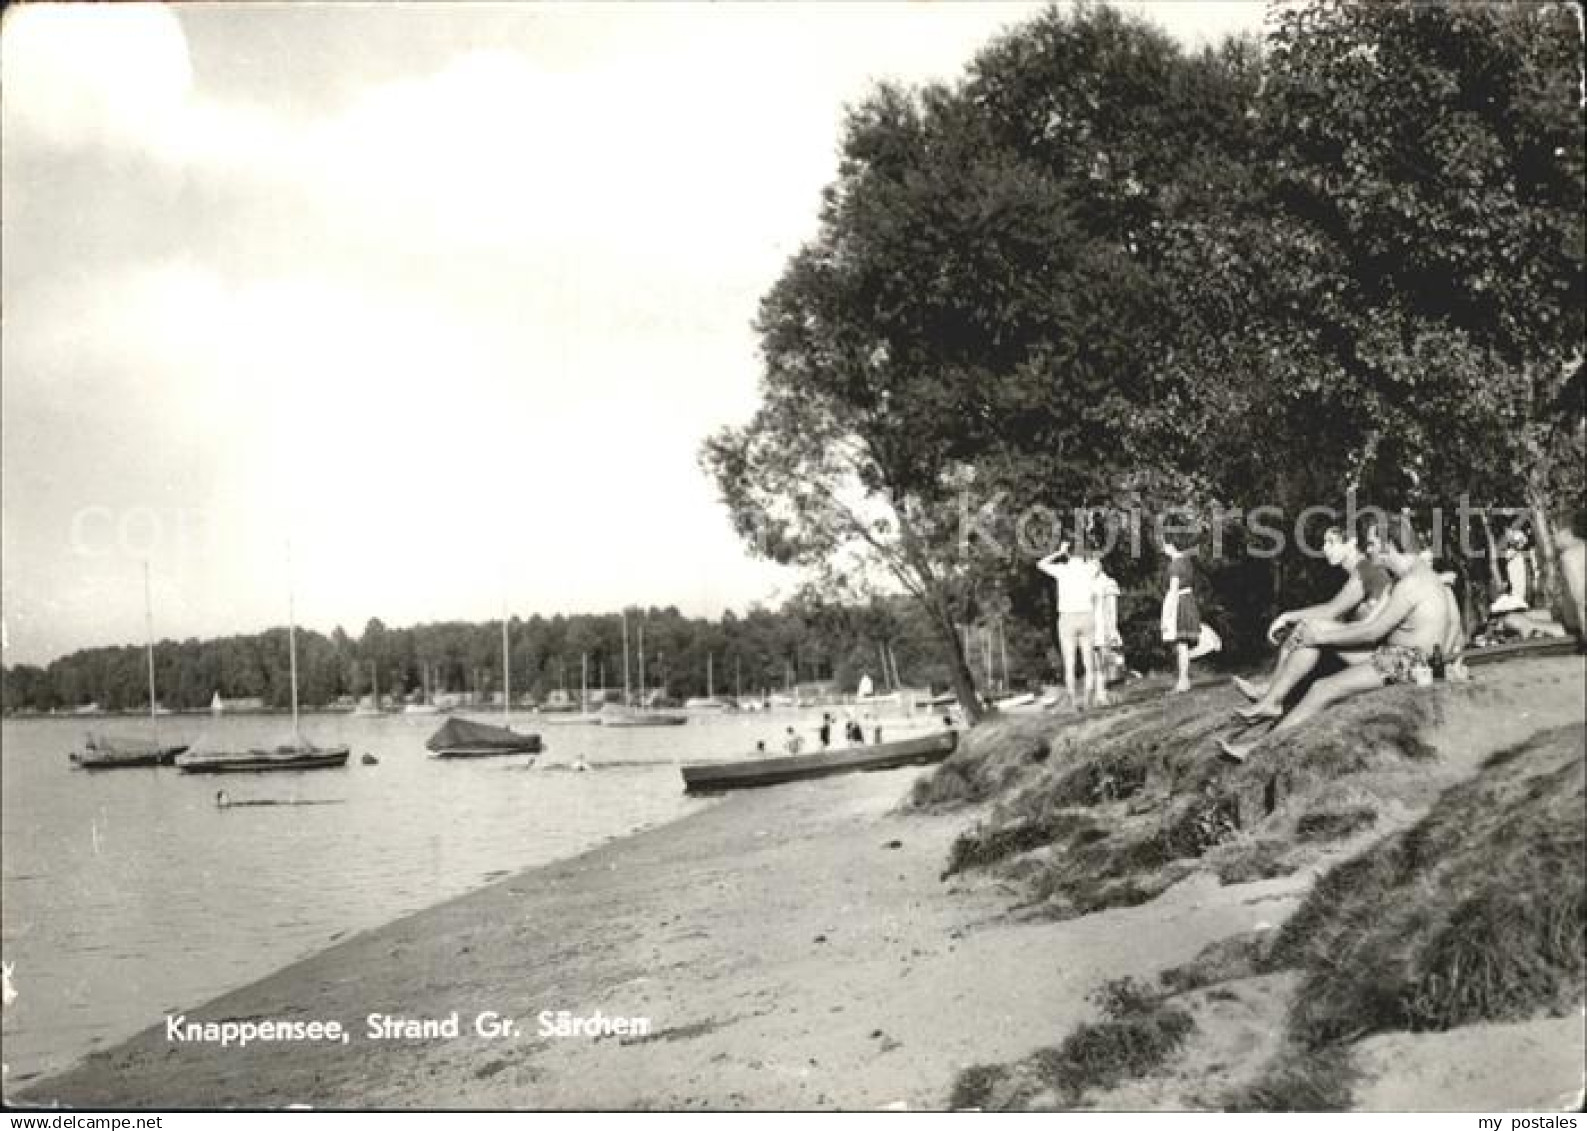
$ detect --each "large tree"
[1254,0,1585,591]
[704,3,1267,708]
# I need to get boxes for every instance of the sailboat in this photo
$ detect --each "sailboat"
[684,653,726,711]
[353,660,385,716]
[402,663,444,715]
[601,618,686,727]
[177,551,350,773]
[542,652,603,725]
[71,563,190,769]
[426,611,541,758]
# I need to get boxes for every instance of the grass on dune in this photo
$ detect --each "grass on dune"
[927,686,1443,917]
[949,977,1195,1111]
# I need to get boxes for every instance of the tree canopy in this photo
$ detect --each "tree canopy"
[705,0,1585,713]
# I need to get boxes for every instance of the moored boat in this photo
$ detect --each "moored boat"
[176,744,350,773]
[181,544,352,774]
[71,734,189,770]
[680,729,956,793]
[602,706,687,727]
[426,717,542,758]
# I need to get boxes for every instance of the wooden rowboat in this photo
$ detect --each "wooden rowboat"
[680,729,957,793]
[1459,636,1578,667]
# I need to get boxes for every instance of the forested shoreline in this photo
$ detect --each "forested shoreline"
[0,596,1028,715]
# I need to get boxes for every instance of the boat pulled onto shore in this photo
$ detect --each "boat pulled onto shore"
[680,728,956,793]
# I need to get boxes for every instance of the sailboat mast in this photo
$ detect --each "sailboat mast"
[707,653,713,701]
[143,561,159,741]
[638,623,646,708]
[581,652,588,715]
[622,612,631,708]
[502,609,511,725]
[287,547,301,747]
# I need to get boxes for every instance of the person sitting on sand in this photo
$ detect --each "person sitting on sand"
[1218,519,1452,763]
[1234,523,1391,720]
[783,727,804,755]
[1161,530,1220,694]
[1487,529,1568,641]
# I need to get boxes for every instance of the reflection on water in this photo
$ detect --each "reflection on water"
[0,703,929,1082]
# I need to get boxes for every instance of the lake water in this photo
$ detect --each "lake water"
[0,703,934,1085]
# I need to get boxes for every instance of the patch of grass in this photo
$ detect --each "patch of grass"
[1213,837,1297,884]
[948,1063,1011,1110]
[911,714,1067,809]
[942,811,1101,877]
[1223,1043,1358,1112]
[1031,1008,1195,1102]
[1294,804,1378,843]
[1160,931,1273,994]
[1267,725,1585,1047]
[946,977,1197,1111]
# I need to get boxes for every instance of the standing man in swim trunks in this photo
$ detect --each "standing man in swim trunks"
[1037,538,1100,711]
[1219,518,1451,762]
[1234,523,1391,720]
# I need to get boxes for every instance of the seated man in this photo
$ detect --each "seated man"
[1234,523,1391,721]
[1219,519,1450,763]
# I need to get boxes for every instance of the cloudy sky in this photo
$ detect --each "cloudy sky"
[1,2,1266,666]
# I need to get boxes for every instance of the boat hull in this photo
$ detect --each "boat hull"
[602,713,687,727]
[431,740,542,758]
[176,746,351,773]
[1460,637,1578,667]
[70,744,189,770]
[681,730,957,793]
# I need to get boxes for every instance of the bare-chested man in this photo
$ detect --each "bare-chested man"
[1234,523,1390,721]
[1219,519,1450,763]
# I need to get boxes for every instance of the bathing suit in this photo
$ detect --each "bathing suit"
[1371,645,1427,685]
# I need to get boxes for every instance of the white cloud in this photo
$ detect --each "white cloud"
[1,3,192,148]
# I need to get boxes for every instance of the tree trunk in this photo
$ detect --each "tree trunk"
[918,590,982,723]
[1526,479,1566,620]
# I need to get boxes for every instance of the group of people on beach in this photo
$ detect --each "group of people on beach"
[1216,517,1463,762]
[1034,509,1587,765]
[1035,528,1220,711]
[760,713,884,756]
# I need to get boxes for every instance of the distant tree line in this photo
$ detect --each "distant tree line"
[0,594,1051,715]
[703,0,1585,720]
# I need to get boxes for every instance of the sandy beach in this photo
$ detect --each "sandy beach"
[15,759,1297,1111]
